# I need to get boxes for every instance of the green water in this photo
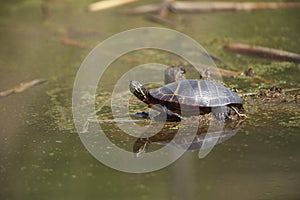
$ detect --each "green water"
[0,0,299,200]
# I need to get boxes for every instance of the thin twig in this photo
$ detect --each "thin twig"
[88,118,141,123]
[61,38,89,48]
[239,88,300,97]
[0,79,46,98]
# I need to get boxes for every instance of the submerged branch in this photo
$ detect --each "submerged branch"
[61,38,89,48]
[88,118,141,123]
[0,79,46,98]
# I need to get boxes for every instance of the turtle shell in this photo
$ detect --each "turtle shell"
[149,80,243,108]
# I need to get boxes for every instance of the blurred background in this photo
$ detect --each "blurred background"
[0,0,299,200]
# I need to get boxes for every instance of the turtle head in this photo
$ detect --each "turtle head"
[129,81,149,101]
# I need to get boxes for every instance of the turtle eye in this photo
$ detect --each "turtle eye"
[180,67,186,74]
[141,88,147,97]
[231,88,238,93]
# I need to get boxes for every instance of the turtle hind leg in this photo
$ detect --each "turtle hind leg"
[211,106,230,121]
[213,112,228,121]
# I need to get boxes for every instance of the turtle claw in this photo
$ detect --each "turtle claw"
[134,112,150,119]
[230,106,247,119]
[133,138,151,158]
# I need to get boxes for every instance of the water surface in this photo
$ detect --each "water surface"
[0,1,299,200]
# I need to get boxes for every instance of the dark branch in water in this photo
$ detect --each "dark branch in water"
[172,2,300,12]
[145,14,175,27]
[225,43,300,63]
[129,2,300,14]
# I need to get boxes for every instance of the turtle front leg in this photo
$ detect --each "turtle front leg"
[134,106,182,122]
[165,108,183,122]
[148,104,182,122]
[155,106,182,122]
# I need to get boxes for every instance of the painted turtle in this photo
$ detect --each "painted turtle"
[129,79,246,121]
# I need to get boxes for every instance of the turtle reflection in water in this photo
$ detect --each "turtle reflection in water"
[133,118,244,157]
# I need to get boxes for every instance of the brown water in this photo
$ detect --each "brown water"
[0,0,299,200]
